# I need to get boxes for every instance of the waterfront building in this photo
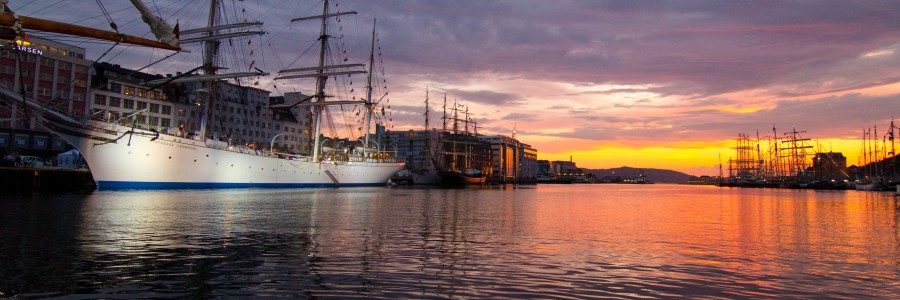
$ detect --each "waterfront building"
[89,63,314,155]
[550,159,579,175]
[0,37,90,158]
[267,92,313,154]
[385,129,434,172]
[479,135,537,183]
[812,152,848,180]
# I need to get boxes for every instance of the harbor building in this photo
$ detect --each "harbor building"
[385,129,434,172]
[0,37,90,158]
[812,152,848,180]
[479,135,538,183]
[90,62,311,155]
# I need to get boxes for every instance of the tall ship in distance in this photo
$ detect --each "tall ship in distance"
[0,0,404,189]
[399,90,491,186]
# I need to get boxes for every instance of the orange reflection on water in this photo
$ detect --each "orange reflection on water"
[522,184,899,287]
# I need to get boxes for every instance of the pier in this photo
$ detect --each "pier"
[0,167,95,193]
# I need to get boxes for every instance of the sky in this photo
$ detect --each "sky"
[13,0,900,176]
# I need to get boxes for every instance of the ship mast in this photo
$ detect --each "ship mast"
[198,0,218,140]
[424,87,430,170]
[363,18,376,156]
[277,0,362,161]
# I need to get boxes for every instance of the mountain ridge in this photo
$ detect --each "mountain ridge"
[583,166,693,184]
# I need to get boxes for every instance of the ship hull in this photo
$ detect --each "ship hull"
[440,171,486,187]
[42,118,404,190]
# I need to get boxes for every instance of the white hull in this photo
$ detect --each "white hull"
[42,117,404,189]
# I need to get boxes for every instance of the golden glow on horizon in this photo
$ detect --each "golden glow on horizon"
[535,138,879,176]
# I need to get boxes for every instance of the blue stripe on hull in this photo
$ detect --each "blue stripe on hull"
[97,181,386,190]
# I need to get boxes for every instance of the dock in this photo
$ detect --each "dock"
[0,167,95,193]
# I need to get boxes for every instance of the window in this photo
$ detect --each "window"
[137,88,147,98]
[149,103,159,113]
[73,93,83,101]
[75,65,88,74]
[177,108,185,116]
[108,97,121,107]
[39,73,53,81]
[38,88,51,96]
[40,58,54,67]
[59,62,71,70]
[161,105,171,115]
[94,95,106,106]
[109,83,121,93]
[73,79,86,87]
[148,116,158,126]
[148,90,159,99]
[135,115,146,124]
[137,101,147,110]
[123,99,134,109]
[161,118,170,128]
[123,86,134,96]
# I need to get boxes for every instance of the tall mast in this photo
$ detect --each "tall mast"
[311,0,330,162]
[198,0,219,140]
[363,18,377,155]
[442,93,447,132]
[424,88,430,169]
[452,98,459,134]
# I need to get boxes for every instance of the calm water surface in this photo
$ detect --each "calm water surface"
[1,184,898,298]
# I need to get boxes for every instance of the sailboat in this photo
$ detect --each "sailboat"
[0,0,404,189]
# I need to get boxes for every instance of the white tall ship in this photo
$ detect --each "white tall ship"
[1,0,404,189]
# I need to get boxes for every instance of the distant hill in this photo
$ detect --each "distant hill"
[582,167,692,184]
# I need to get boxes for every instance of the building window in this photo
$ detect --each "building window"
[40,57,54,67]
[148,90,160,100]
[39,72,53,81]
[161,105,171,115]
[108,97,121,107]
[123,86,135,96]
[123,99,134,109]
[109,83,121,93]
[160,118,170,128]
[59,62,71,70]
[73,93,83,101]
[75,65,88,74]
[178,108,185,116]
[137,101,147,110]
[38,88,51,96]
[137,88,147,98]
[135,115,146,124]
[149,103,159,113]
[148,116,158,126]
[73,79,86,87]
[94,95,106,106]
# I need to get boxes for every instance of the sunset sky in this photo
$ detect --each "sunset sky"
[15,1,900,175]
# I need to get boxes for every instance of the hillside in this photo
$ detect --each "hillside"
[583,166,693,184]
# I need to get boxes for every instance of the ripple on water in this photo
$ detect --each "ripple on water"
[0,186,898,298]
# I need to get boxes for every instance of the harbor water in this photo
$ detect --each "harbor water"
[1,184,898,298]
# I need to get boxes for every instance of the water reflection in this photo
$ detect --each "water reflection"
[0,185,897,298]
